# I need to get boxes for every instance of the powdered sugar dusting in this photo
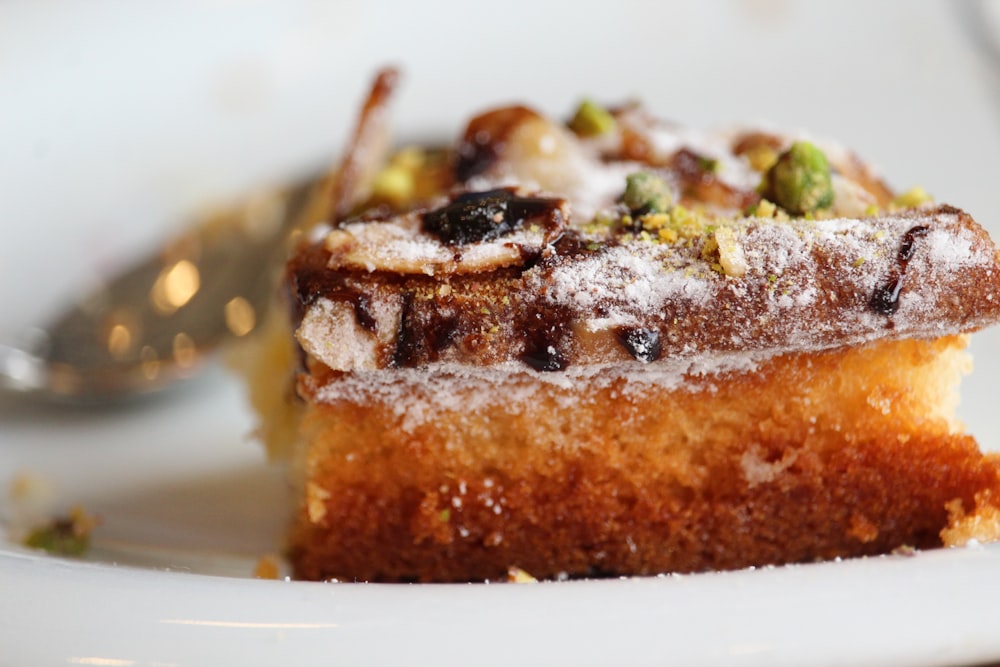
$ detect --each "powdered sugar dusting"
[330,215,551,276]
[925,220,980,268]
[308,352,765,423]
[540,244,711,330]
[297,101,1000,381]
[525,208,1000,356]
[300,204,1000,377]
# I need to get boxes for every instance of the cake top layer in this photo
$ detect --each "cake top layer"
[288,96,1000,375]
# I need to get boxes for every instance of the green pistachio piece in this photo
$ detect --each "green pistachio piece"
[891,186,932,209]
[24,519,90,556]
[23,507,97,557]
[760,141,834,215]
[569,99,616,137]
[623,171,673,214]
[697,155,719,173]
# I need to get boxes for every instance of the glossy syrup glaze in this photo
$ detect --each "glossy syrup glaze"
[869,225,931,320]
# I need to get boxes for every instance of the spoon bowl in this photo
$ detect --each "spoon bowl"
[0,175,323,403]
[0,68,399,404]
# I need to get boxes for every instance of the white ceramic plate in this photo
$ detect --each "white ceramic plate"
[5,2,1000,665]
[3,535,1000,667]
[3,337,1000,667]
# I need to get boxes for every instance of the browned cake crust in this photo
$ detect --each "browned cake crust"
[289,336,1000,582]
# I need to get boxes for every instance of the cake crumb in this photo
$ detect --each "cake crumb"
[253,554,282,579]
[23,506,99,557]
[848,512,879,543]
[506,566,538,583]
[306,482,331,523]
[941,493,1000,546]
[740,447,798,486]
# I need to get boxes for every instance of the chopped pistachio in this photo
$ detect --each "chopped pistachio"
[864,204,881,217]
[373,147,430,203]
[371,164,415,203]
[677,207,710,239]
[852,257,866,268]
[23,507,97,557]
[701,236,720,263]
[568,99,616,137]
[639,212,670,230]
[588,210,619,229]
[623,172,673,214]
[438,509,451,523]
[658,228,679,243]
[697,155,720,173]
[891,186,933,209]
[744,145,779,173]
[668,204,695,227]
[392,145,427,170]
[581,220,608,235]
[748,199,778,218]
[760,141,834,215]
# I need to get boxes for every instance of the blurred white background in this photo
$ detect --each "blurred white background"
[3,0,999,334]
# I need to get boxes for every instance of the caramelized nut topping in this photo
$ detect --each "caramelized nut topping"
[290,96,1000,377]
[454,106,543,182]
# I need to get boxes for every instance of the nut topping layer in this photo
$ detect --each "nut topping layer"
[289,100,1000,377]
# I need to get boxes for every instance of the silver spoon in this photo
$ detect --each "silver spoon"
[0,176,322,402]
[0,68,400,403]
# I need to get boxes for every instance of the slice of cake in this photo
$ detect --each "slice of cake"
[243,72,1000,582]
